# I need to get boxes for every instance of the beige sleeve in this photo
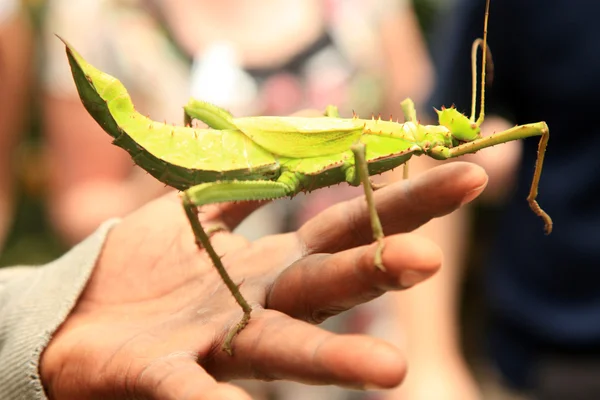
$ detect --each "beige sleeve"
[0,219,120,399]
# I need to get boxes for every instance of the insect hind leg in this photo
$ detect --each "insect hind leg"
[182,179,297,355]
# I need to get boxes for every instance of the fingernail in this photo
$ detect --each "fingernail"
[460,180,488,206]
[400,270,431,288]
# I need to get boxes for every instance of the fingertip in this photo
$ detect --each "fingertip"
[441,162,489,200]
[368,234,442,290]
[412,161,489,207]
[363,341,407,389]
[318,335,407,389]
[450,162,489,206]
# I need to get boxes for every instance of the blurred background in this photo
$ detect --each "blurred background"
[0,0,445,265]
[2,0,594,399]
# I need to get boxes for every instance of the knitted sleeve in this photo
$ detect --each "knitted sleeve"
[0,219,119,399]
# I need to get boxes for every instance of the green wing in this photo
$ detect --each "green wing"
[233,116,365,158]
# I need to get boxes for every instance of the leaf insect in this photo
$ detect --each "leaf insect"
[60,0,550,355]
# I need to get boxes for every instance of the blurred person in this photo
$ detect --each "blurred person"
[0,0,34,251]
[0,162,488,400]
[41,0,432,246]
[379,0,600,399]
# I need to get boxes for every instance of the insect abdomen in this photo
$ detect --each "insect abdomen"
[63,39,282,190]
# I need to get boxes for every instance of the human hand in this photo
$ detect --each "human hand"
[40,162,487,400]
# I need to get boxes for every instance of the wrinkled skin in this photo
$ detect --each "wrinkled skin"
[40,162,487,400]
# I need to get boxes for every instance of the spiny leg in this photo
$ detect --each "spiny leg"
[182,179,295,355]
[205,222,230,236]
[400,98,419,180]
[183,98,237,129]
[324,105,386,190]
[428,122,552,234]
[526,129,551,234]
[182,194,251,355]
[350,142,386,270]
[324,105,384,190]
[401,98,418,123]
[401,163,410,180]
[323,104,340,118]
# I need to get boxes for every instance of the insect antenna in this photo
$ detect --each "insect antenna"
[470,0,491,126]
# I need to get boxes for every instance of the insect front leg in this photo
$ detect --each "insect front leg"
[428,121,552,234]
[348,143,386,271]
[182,179,296,355]
[183,98,237,129]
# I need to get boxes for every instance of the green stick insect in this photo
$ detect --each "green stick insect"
[60,0,551,355]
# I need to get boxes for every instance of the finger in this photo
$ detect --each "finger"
[205,311,406,390]
[136,355,252,400]
[267,233,441,323]
[298,161,488,254]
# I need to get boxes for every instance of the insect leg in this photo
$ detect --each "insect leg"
[183,98,237,129]
[323,104,390,191]
[182,179,296,355]
[349,143,386,270]
[400,98,418,180]
[428,121,552,234]
[401,98,418,123]
[323,105,340,118]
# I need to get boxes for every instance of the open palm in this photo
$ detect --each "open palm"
[40,162,487,400]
